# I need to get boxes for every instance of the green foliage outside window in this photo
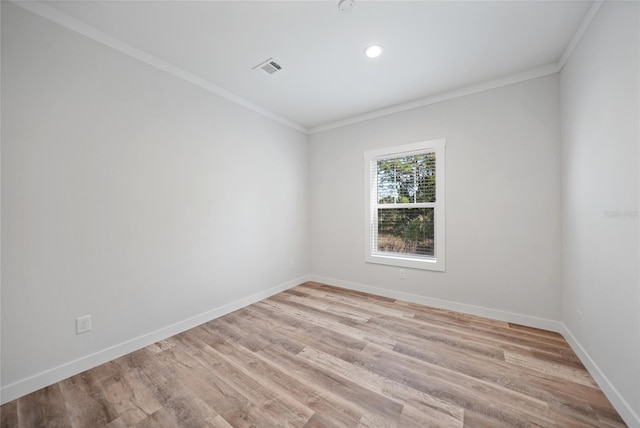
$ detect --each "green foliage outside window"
[376,153,436,257]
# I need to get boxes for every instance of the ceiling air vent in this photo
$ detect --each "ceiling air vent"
[253,58,282,77]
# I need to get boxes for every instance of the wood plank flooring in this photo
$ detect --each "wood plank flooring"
[0,282,626,427]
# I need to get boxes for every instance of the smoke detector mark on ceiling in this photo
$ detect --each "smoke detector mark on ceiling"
[253,58,282,77]
[338,0,354,13]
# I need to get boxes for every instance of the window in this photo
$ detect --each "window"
[364,139,445,271]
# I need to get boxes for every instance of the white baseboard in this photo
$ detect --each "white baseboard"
[0,275,308,405]
[5,274,638,428]
[561,324,640,428]
[309,275,563,332]
[309,275,640,427]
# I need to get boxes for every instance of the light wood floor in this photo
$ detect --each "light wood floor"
[0,282,626,427]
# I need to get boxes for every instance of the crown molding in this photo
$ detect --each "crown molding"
[309,63,560,134]
[10,0,604,137]
[310,0,605,135]
[9,0,309,134]
[558,0,604,70]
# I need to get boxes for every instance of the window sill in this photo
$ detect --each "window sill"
[365,253,445,272]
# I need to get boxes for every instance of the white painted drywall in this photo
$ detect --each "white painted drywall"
[309,75,562,323]
[561,1,640,423]
[1,2,309,400]
[3,1,638,423]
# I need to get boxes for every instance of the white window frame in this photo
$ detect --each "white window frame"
[364,139,446,271]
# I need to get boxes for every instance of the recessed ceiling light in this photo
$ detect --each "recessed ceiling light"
[364,44,384,58]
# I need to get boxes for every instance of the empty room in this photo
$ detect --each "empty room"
[1,0,639,426]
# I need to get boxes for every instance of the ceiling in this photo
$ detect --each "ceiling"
[40,0,593,132]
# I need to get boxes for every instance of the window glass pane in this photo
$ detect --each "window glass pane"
[377,153,435,204]
[376,207,434,257]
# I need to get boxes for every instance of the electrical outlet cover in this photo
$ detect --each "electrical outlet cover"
[76,315,92,334]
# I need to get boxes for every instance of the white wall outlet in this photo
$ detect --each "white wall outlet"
[76,315,92,335]
[399,269,406,280]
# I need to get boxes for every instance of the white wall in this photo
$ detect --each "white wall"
[1,2,309,402]
[3,1,638,423]
[309,75,563,326]
[561,1,640,424]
